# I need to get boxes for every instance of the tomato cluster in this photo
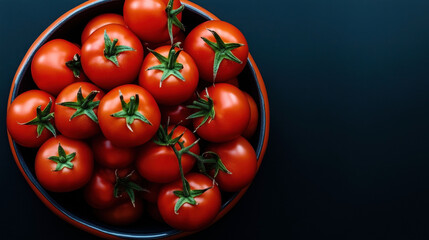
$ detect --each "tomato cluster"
[7,0,259,232]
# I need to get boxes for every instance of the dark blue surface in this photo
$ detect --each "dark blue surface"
[2,0,429,239]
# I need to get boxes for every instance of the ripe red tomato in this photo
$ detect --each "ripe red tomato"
[189,83,250,142]
[54,82,104,139]
[81,24,144,90]
[136,125,199,183]
[138,44,199,105]
[184,20,248,82]
[7,90,55,148]
[91,135,136,169]
[206,136,257,192]
[158,173,221,231]
[98,84,161,147]
[242,92,259,139]
[94,197,143,225]
[123,0,183,44]
[35,136,94,192]
[160,103,193,127]
[81,13,126,44]
[84,167,142,209]
[31,39,86,95]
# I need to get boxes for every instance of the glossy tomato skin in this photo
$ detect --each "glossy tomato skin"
[242,92,259,139]
[94,197,143,225]
[139,45,199,105]
[98,84,161,147]
[158,173,221,231]
[136,125,199,183]
[81,24,144,90]
[55,82,104,139]
[184,20,249,82]
[123,0,182,43]
[160,103,193,127]
[31,39,86,95]
[84,167,140,209]
[206,136,257,192]
[193,83,250,142]
[7,90,55,148]
[35,136,94,192]
[81,13,126,44]
[91,135,136,169]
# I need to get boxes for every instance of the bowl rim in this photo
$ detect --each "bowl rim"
[7,0,270,239]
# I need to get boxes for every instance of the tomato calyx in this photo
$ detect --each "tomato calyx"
[57,87,100,123]
[111,90,152,132]
[103,30,136,67]
[189,150,231,178]
[113,170,144,207]
[65,54,83,78]
[48,143,76,171]
[147,42,185,87]
[187,89,215,131]
[201,29,245,81]
[153,124,185,147]
[165,0,185,44]
[20,98,56,137]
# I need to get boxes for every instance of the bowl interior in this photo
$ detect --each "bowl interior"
[10,0,266,238]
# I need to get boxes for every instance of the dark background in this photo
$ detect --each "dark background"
[2,0,429,239]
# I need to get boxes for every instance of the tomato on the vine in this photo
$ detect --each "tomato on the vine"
[188,83,250,142]
[31,39,86,95]
[136,125,199,183]
[184,20,248,82]
[35,136,94,192]
[242,92,259,139]
[98,84,161,147]
[139,43,199,105]
[123,0,184,44]
[7,90,55,148]
[81,24,144,90]
[84,167,143,209]
[205,136,257,192]
[157,173,221,231]
[91,135,136,169]
[81,13,126,44]
[55,82,104,139]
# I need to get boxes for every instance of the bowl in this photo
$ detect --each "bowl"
[7,0,270,239]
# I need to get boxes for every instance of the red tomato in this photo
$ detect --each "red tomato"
[242,92,259,139]
[123,0,183,44]
[225,77,239,87]
[81,24,144,90]
[35,136,94,192]
[54,82,104,139]
[190,83,250,142]
[31,39,86,95]
[98,84,161,147]
[206,136,257,192]
[158,173,221,231]
[7,90,55,148]
[160,103,193,127]
[94,198,143,225]
[139,44,199,105]
[184,20,248,82]
[136,125,199,183]
[84,167,142,209]
[91,135,136,169]
[81,13,126,44]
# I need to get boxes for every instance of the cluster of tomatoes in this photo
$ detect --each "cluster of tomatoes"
[7,0,259,232]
